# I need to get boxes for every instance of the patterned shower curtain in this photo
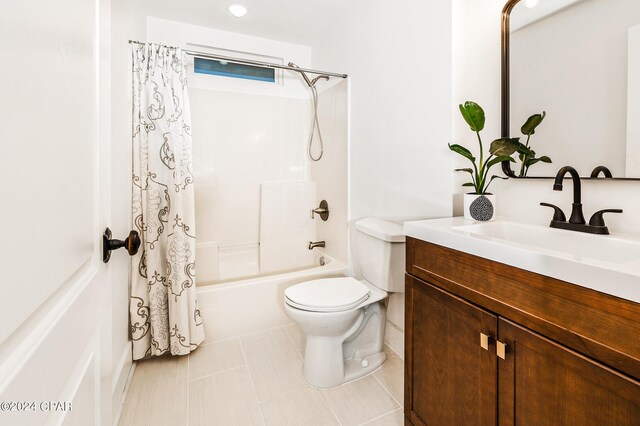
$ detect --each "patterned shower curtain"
[130,42,205,360]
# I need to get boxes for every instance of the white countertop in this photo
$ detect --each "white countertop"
[404,217,640,304]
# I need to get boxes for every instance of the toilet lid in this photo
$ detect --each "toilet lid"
[285,277,370,313]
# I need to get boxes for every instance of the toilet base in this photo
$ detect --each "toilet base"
[343,351,387,383]
[301,302,387,389]
[303,345,387,389]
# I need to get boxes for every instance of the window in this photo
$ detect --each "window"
[194,57,275,83]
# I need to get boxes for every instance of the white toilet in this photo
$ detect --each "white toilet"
[284,217,405,388]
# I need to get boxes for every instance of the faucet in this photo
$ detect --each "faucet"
[540,166,622,235]
[308,241,326,250]
[553,166,585,224]
[590,165,613,178]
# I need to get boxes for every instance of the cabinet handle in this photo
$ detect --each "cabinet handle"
[480,333,491,351]
[497,341,507,360]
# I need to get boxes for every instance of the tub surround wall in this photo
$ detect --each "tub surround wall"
[310,81,349,264]
[259,182,317,274]
[452,0,640,237]
[189,88,311,282]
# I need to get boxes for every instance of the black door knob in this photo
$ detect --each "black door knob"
[103,228,141,263]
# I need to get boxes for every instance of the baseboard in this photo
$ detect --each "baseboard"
[112,343,134,425]
[384,321,404,361]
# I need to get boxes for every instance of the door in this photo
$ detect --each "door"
[406,276,498,426]
[498,318,640,426]
[0,0,111,424]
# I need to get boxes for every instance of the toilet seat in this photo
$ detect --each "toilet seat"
[285,277,370,313]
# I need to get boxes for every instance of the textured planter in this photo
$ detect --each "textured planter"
[464,193,496,221]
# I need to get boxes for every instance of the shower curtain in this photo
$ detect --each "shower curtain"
[130,42,205,360]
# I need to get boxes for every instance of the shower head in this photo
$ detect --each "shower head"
[288,62,312,87]
[311,75,330,86]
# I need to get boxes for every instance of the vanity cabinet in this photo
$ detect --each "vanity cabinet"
[404,237,640,426]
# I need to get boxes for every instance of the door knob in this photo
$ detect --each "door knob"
[103,228,141,263]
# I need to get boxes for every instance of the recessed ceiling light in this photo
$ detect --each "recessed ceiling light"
[524,0,539,8]
[228,4,248,18]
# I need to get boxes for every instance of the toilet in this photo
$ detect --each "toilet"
[284,217,405,388]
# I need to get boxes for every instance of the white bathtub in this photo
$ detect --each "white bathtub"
[196,253,347,342]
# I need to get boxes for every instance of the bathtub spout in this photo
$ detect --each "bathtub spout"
[308,241,326,250]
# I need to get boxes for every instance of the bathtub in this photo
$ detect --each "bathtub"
[196,252,347,342]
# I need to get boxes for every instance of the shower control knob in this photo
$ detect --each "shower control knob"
[103,228,141,263]
[311,200,330,221]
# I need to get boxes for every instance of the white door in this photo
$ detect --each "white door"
[0,0,113,424]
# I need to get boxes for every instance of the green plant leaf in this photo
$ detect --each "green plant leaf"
[489,138,520,156]
[454,168,474,174]
[525,155,552,167]
[516,143,535,157]
[448,143,476,163]
[486,155,515,170]
[459,101,485,132]
[484,174,508,192]
[462,182,475,187]
[521,111,546,136]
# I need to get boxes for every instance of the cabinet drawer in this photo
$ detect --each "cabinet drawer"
[406,237,640,379]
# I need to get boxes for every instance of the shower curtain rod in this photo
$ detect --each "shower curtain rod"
[128,40,348,79]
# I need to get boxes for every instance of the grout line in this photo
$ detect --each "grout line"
[238,337,267,426]
[371,370,403,408]
[319,390,343,426]
[358,408,403,425]
[188,338,247,382]
[188,364,246,384]
[282,325,304,361]
[204,323,297,346]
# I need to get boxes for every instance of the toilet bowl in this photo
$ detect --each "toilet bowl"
[284,277,387,388]
[284,217,406,388]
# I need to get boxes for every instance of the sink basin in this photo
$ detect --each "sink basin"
[404,217,640,303]
[454,221,640,264]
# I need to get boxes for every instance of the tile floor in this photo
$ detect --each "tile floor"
[118,324,404,426]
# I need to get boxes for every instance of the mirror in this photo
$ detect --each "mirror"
[501,0,640,179]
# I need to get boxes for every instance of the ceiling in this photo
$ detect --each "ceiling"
[144,0,350,46]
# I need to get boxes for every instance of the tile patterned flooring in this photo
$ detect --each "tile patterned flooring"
[119,324,404,426]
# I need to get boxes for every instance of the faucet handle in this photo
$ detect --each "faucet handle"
[540,203,567,222]
[588,209,623,227]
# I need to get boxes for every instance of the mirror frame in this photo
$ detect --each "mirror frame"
[500,0,640,180]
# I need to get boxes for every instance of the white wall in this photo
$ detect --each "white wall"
[452,0,640,236]
[110,0,147,419]
[311,0,453,359]
[312,0,454,222]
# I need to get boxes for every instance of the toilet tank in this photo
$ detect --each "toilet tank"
[355,217,406,293]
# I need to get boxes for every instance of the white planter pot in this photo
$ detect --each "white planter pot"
[463,193,496,222]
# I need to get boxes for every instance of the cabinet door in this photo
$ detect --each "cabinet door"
[498,318,640,426]
[406,276,498,426]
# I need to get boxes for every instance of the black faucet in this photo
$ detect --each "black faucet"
[553,166,585,224]
[540,166,622,235]
[590,165,613,178]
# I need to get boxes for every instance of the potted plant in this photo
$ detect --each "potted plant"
[449,101,520,221]
[515,112,552,177]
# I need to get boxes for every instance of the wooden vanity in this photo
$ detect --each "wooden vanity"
[404,237,640,425]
